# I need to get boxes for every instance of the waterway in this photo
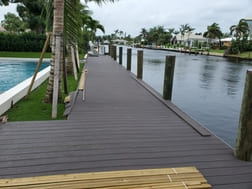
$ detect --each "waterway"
[119,47,252,148]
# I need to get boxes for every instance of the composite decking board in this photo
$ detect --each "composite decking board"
[1,159,251,180]
[0,150,237,167]
[0,149,232,164]
[0,56,252,188]
[0,135,217,146]
[213,183,252,189]
[1,144,231,160]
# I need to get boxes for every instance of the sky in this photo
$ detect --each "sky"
[0,0,251,37]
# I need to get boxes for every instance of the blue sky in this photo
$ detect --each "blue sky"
[1,0,251,37]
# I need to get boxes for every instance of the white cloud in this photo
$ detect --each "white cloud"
[86,0,252,36]
[1,0,251,37]
[0,3,17,22]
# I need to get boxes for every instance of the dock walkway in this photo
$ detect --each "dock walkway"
[0,56,251,189]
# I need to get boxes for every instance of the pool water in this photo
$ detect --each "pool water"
[0,59,50,93]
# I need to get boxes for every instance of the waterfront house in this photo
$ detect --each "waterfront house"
[174,32,207,48]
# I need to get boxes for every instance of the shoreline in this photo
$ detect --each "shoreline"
[142,47,252,61]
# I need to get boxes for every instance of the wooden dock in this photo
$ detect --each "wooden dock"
[0,55,251,188]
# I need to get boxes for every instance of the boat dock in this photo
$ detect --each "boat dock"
[0,55,251,188]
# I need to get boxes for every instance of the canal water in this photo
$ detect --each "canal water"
[118,46,252,148]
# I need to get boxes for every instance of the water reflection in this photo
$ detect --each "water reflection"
[147,59,162,64]
[200,59,217,89]
[222,62,243,97]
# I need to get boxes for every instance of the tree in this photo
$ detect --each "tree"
[179,24,194,47]
[1,12,25,32]
[44,0,117,117]
[0,0,10,6]
[140,28,148,44]
[230,19,250,54]
[179,24,187,45]
[1,0,47,34]
[203,22,223,49]
[230,19,249,40]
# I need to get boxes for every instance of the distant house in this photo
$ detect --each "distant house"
[244,18,252,36]
[112,39,128,45]
[220,37,234,47]
[0,24,6,32]
[174,32,207,47]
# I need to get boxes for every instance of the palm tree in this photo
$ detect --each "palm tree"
[44,0,117,117]
[140,28,148,43]
[203,23,223,49]
[186,25,195,48]
[230,19,249,40]
[179,24,189,46]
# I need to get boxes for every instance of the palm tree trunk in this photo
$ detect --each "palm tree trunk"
[44,0,64,104]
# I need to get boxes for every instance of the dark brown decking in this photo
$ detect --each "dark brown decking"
[0,55,251,189]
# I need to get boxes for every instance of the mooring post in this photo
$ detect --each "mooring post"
[137,50,143,79]
[127,48,132,71]
[109,45,112,57]
[119,47,123,65]
[113,46,117,61]
[110,45,114,58]
[163,56,176,100]
[235,69,252,161]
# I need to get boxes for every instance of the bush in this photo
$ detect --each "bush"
[0,32,51,52]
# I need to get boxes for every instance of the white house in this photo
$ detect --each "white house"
[175,32,207,47]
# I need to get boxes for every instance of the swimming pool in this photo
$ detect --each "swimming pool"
[0,58,50,93]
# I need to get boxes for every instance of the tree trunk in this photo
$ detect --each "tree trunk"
[44,0,64,104]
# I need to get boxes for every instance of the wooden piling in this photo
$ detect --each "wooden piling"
[137,50,143,79]
[113,46,117,61]
[127,48,132,71]
[163,56,176,100]
[119,47,123,65]
[235,69,252,161]
[109,45,112,57]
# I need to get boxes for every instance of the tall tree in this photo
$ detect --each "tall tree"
[7,0,47,34]
[1,12,25,32]
[0,0,10,6]
[230,19,249,40]
[204,22,223,48]
[44,0,117,117]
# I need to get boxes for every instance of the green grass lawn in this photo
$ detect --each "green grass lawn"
[6,80,66,121]
[6,64,83,121]
[210,49,225,54]
[0,51,51,58]
[239,51,252,59]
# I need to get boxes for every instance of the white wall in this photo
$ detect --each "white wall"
[0,66,50,116]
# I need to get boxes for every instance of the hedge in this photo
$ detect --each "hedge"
[0,32,51,52]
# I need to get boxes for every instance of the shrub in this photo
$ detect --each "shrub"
[0,32,51,52]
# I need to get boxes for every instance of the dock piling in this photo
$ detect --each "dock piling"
[113,46,117,61]
[163,56,175,100]
[235,69,252,161]
[109,45,112,57]
[119,47,123,65]
[127,48,132,71]
[137,50,143,79]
